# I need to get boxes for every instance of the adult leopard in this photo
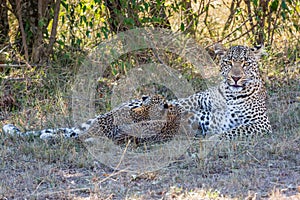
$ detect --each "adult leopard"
[174,44,272,140]
[2,44,272,141]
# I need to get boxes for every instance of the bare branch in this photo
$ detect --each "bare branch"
[16,0,29,62]
[226,25,257,43]
[270,4,282,46]
[48,0,61,56]
[222,0,237,32]
[244,0,255,36]
[207,16,255,47]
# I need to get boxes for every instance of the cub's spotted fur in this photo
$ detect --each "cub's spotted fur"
[113,104,185,145]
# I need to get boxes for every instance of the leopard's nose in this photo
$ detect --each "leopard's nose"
[231,76,241,83]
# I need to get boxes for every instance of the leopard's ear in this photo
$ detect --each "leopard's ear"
[214,43,227,58]
[250,44,267,60]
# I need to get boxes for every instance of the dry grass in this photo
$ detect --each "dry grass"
[0,80,299,199]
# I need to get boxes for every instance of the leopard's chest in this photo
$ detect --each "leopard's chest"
[206,96,257,134]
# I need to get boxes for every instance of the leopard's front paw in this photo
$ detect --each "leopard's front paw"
[208,133,222,141]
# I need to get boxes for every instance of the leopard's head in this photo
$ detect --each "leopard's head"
[166,104,184,120]
[214,44,265,91]
[135,94,169,120]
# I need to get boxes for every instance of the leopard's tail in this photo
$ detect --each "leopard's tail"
[2,119,96,140]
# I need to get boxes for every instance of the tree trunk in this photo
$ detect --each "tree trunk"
[0,0,9,65]
[0,0,9,44]
[8,0,56,64]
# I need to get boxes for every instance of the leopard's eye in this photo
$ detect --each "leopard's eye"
[223,60,232,65]
[243,62,250,66]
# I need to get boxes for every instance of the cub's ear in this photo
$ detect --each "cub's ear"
[251,44,267,60]
[214,43,227,58]
[142,95,149,101]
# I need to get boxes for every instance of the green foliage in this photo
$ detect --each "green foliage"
[2,0,298,65]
